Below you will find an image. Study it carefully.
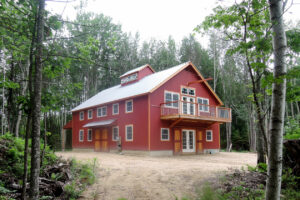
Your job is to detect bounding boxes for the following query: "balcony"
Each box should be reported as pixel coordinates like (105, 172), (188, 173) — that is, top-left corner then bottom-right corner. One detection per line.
(160, 100), (231, 124)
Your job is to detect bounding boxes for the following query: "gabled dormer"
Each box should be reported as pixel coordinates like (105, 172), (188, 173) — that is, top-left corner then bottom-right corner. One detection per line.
(120, 64), (155, 86)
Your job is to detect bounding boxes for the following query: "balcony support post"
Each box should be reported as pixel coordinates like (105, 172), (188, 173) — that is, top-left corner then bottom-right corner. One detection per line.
(170, 118), (183, 128)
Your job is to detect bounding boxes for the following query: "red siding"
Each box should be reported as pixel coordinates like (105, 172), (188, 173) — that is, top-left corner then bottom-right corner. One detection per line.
(138, 66), (154, 80)
(72, 95), (149, 150)
(71, 64), (221, 153)
(149, 65), (220, 151)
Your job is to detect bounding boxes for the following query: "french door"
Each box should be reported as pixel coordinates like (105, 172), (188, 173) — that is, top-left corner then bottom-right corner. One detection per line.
(182, 130), (195, 153)
(182, 96), (195, 115)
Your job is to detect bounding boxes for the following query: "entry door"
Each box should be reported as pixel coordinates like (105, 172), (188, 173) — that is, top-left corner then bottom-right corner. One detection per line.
(182, 130), (195, 153)
(182, 96), (195, 115)
(94, 129), (101, 151)
(101, 128), (108, 151)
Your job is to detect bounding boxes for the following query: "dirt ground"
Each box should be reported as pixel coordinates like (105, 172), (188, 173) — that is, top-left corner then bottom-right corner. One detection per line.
(56, 152), (257, 200)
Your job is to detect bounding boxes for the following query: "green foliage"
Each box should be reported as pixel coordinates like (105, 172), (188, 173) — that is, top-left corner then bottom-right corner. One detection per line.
(247, 163), (267, 173)
(284, 115), (300, 140)
(196, 184), (223, 200)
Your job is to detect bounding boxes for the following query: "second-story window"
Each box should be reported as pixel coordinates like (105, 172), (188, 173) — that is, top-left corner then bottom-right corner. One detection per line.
(198, 98), (209, 112)
(165, 91), (179, 108)
(79, 111), (84, 120)
(113, 103), (119, 115)
(97, 106), (107, 117)
(88, 109), (93, 119)
(125, 100), (133, 113)
(181, 87), (195, 96)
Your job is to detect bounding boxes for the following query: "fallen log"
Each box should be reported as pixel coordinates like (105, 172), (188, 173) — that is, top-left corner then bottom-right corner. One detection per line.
(283, 139), (300, 176)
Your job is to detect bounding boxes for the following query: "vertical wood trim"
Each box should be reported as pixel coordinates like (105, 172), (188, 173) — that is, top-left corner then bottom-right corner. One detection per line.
(148, 94), (151, 151)
(219, 123), (221, 149)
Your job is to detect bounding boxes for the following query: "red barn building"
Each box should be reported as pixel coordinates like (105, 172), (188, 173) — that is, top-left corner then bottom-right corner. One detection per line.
(63, 62), (231, 155)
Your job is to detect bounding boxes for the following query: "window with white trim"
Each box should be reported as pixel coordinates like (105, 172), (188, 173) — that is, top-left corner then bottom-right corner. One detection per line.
(97, 106), (107, 117)
(161, 128), (170, 141)
(112, 126), (119, 141)
(113, 103), (119, 115)
(197, 97), (209, 112)
(164, 91), (179, 108)
(88, 109), (93, 119)
(87, 129), (92, 141)
(181, 87), (195, 96)
(79, 130), (84, 142)
(206, 130), (213, 141)
(125, 100), (133, 113)
(79, 111), (84, 120)
(125, 125), (133, 141)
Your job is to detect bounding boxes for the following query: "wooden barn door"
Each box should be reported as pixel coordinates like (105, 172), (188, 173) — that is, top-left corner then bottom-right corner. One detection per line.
(174, 129), (181, 155)
(94, 129), (101, 151)
(197, 131), (203, 153)
(101, 128), (108, 151)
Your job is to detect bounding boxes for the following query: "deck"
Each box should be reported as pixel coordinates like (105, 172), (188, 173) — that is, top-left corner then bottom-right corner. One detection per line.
(160, 100), (231, 126)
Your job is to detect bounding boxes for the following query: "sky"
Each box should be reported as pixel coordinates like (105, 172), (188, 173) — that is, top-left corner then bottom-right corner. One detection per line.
(46, 0), (300, 46)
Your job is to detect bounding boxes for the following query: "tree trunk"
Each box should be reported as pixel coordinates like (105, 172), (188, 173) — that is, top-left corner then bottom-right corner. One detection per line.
(257, 125), (266, 163)
(249, 106), (256, 152)
(266, 0), (287, 199)
(226, 122), (232, 152)
(29, 0), (45, 198)
(21, 8), (36, 199)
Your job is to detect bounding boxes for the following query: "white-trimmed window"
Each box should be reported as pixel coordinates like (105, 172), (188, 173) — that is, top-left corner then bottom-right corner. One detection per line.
(79, 111), (84, 120)
(181, 87), (195, 96)
(125, 125), (133, 141)
(125, 100), (133, 113)
(113, 103), (119, 115)
(164, 91), (179, 108)
(87, 129), (92, 141)
(198, 97), (209, 112)
(88, 109), (93, 119)
(97, 106), (107, 117)
(206, 130), (213, 141)
(79, 130), (84, 142)
(161, 128), (170, 141)
(112, 126), (119, 141)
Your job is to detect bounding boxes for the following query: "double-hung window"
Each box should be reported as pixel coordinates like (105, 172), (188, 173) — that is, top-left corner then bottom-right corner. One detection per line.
(112, 126), (119, 141)
(197, 97), (209, 112)
(79, 111), (84, 120)
(164, 91), (179, 108)
(88, 109), (93, 119)
(125, 100), (133, 113)
(87, 129), (92, 141)
(206, 130), (213, 141)
(161, 128), (170, 141)
(125, 125), (133, 141)
(79, 130), (84, 142)
(113, 103), (119, 115)
(97, 106), (107, 117)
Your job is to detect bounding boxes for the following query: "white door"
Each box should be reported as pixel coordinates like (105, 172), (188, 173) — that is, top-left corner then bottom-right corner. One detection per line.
(182, 130), (195, 152)
(182, 96), (195, 115)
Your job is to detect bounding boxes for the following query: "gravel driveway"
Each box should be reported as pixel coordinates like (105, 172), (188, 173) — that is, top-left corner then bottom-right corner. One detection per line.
(56, 152), (256, 200)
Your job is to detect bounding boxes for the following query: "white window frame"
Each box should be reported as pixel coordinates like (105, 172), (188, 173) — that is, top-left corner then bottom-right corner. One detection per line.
(164, 91), (180, 108)
(161, 128), (170, 141)
(181, 86), (195, 96)
(97, 106), (107, 117)
(79, 111), (84, 121)
(197, 97), (209, 113)
(88, 109), (93, 119)
(125, 99), (133, 113)
(206, 130), (213, 142)
(87, 129), (92, 141)
(112, 126), (119, 141)
(79, 130), (84, 142)
(112, 103), (119, 115)
(125, 124), (133, 141)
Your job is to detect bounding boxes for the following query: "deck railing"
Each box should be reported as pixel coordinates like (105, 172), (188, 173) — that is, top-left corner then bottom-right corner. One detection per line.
(160, 100), (231, 122)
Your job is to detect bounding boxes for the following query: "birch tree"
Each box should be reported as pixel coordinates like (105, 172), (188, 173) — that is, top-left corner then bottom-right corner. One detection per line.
(265, 0), (287, 199)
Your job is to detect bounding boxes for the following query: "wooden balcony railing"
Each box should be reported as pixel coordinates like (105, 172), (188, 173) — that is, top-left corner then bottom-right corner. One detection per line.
(160, 100), (231, 123)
